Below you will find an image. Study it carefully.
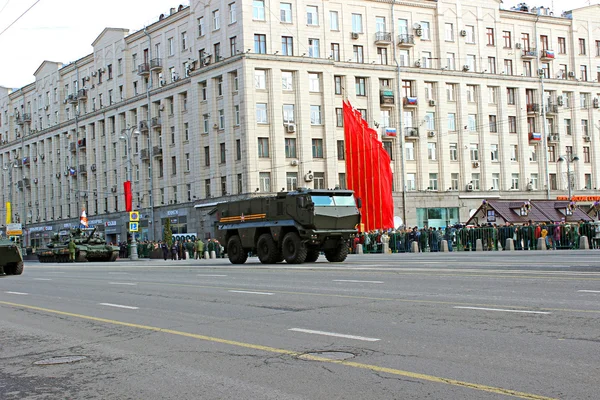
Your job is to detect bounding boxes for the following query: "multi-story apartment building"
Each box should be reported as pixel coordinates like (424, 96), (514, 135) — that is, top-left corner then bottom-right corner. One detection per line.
(1, 0), (599, 246)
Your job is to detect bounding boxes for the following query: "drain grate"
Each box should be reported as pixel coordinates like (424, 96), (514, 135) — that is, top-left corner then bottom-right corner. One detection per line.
(34, 356), (87, 366)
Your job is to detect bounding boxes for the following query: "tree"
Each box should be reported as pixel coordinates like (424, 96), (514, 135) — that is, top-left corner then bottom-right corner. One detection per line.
(163, 218), (173, 247)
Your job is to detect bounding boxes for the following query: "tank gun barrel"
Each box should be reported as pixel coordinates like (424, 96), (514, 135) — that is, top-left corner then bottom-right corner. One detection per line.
(85, 227), (98, 243)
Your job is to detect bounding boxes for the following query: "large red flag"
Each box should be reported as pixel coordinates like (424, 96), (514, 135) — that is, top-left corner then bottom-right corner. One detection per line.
(124, 181), (132, 212)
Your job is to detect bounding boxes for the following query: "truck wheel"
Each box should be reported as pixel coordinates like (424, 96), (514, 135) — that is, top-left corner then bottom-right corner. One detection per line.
(282, 232), (307, 264)
(325, 241), (349, 262)
(304, 247), (320, 263)
(13, 261), (24, 275)
(257, 234), (279, 264)
(227, 235), (248, 264)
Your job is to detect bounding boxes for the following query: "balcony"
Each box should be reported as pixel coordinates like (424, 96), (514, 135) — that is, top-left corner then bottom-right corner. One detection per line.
(547, 133), (560, 143)
(78, 89), (88, 101)
(79, 164), (87, 175)
(151, 117), (162, 128)
(69, 142), (77, 152)
(66, 94), (78, 104)
(404, 127), (419, 139)
(140, 148), (150, 160)
(16, 113), (31, 125)
(17, 181), (23, 190)
(150, 58), (163, 72)
(397, 34), (415, 46)
(545, 103), (558, 114)
(374, 32), (392, 45)
(403, 97), (418, 108)
(152, 146), (163, 157)
(78, 138), (86, 149)
(540, 49), (555, 60)
(137, 63), (150, 76)
(380, 89), (395, 107)
(526, 103), (539, 114)
(521, 48), (537, 59)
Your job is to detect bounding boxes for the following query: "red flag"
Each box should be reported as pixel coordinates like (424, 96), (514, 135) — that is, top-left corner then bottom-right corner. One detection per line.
(124, 181), (132, 212)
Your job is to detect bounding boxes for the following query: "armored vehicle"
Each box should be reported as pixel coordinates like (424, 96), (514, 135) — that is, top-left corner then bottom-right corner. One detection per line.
(216, 188), (360, 264)
(0, 237), (24, 276)
(37, 227), (120, 263)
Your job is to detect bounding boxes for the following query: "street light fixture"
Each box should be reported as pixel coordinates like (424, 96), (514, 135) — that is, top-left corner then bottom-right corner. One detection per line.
(557, 154), (579, 200)
(120, 126), (141, 260)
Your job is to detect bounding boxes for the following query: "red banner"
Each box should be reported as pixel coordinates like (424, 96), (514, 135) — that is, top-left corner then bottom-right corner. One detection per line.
(343, 101), (394, 232)
(124, 181), (132, 212)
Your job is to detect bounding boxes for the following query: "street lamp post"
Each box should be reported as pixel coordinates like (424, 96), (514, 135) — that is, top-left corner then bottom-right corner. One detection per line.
(120, 126), (141, 260)
(557, 154), (579, 200)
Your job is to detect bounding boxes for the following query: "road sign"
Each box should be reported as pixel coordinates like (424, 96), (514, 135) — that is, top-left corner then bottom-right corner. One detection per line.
(7, 223), (22, 235)
(129, 211), (140, 221)
(129, 222), (139, 232)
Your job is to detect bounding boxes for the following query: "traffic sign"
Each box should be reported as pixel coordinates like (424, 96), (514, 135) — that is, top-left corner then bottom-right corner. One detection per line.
(7, 223), (22, 235)
(129, 211), (140, 221)
(129, 222), (139, 232)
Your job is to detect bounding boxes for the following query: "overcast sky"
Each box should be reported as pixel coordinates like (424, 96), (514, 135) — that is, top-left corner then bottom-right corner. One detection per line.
(0, 0), (597, 89)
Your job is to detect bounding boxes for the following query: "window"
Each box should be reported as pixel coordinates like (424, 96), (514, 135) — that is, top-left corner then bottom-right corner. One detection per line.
(353, 45), (364, 63)
(203, 114), (209, 133)
(258, 138), (269, 157)
(228, 2), (237, 23)
(471, 174), (480, 191)
(282, 71), (293, 90)
(308, 38), (320, 57)
(216, 76), (223, 96)
(259, 172), (271, 192)
(167, 38), (174, 56)
(375, 17), (386, 33)
(253, 0), (265, 20)
(256, 103), (268, 123)
(488, 57), (496, 74)
(405, 142), (415, 160)
(313, 172), (325, 189)
(234, 105), (240, 125)
(581, 119), (589, 136)
(285, 138), (297, 158)
(540, 35), (549, 51)
(204, 146), (210, 166)
(351, 14), (363, 33)
(213, 9), (220, 30)
(565, 119), (572, 135)
(286, 173), (298, 191)
(308, 73), (320, 92)
(486, 28), (495, 46)
(428, 173), (438, 190)
(511, 174), (519, 190)
(446, 53), (455, 70)
(283, 104), (295, 123)
(335, 108), (343, 127)
(470, 144), (479, 161)
(558, 64), (567, 79)
(466, 54), (476, 71)
(218, 109), (225, 129)
(507, 88), (516, 105)
(380, 109), (391, 127)
(331, 43), (340, 61)
(236, 139), (241, 160)
(254, 34), (266, 53)
(185, 154), (191, 173)
(558, 37), (566, 54)
(583, 146), (590, 163)
(503, 31), (512, 48)
(355, 77), (366, 96)
(220, 143), (226, 164)
(510, 144), (518, 162)
(329, 11), (339, 30)
(446, 83), (455, 101)
(200, 81), (207, 100)
(423, 82), (434, 100)
(465, 25), (475, 43)
(406, 173), (416, 191)
(427, 143), (437, 160)
(337, 140), (345, 160)
(504, 59), (513, 75)
(422, 51), (432, 68)
(451, 173), (459, 190)
(420, 21), (430, 40)
(466, 85), (476, 102)
(310, 105), (322, 125)
(579, 38), (586, 55)
(280, 3), (292, 23)
(488, 87), (498, 103)
(521, 33), (530, 51)
(445, 23), (454, 41)
(230, 36), (237, 55)
(255, 69), (266, 89)
(338, 173), (347, 190)
(580, 65), (588, 81)
(398, 50), (409, 66)
(529, 145), (537, 162)
(489, 115), (497, 133)
(282, 36), (293, 55)
(171, 157), (177, 175)
(523, 61), (532, 77)
(312, 139), (324, 158)
(549, 173), (557, 190)
(307, 6), (318, 25)
(508, 116), (517, 133)
(377, 47), (388, 65)
(198, 17), (205, 36)
(449, 143), (458, 161)
(181, 31), (188, 50)
(491, 144), (499, 161)
(585, 174), (592, 190)
(425, 112), (435, 130)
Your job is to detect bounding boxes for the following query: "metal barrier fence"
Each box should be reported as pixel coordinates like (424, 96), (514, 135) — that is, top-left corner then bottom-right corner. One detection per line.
(353, 223), (598, 253)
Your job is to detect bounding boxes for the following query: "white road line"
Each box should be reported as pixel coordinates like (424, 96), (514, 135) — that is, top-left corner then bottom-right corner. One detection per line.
(289, 328), (380, 342)
(33, 278), (52, 281)
(99, 303), (139, 310)
(197, 274), (228, 277)
(453, 306), (551, 315)
(108, 272), (130, 275)
(48, 272), (65, 274)
(578, 290), (600, 293)
(4, 291), (28, 295)
(333, 279), (384, 284)
(228, 290), (273, 296)
(109, 282), (138, 286)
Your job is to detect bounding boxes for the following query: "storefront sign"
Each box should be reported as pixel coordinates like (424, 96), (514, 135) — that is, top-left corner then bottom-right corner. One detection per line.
(104, 220), (119, 234)
(7, 223), (22, 235)
(167, 210), (180, 216)
(88, 219), (103, 227)
(172, 233), (197, 242)
(105, 221), (117, 227)
(557, 195), (600, 202)
(29, 226), (53, 233)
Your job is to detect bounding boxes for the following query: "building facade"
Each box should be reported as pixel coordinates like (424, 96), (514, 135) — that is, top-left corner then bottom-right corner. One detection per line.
(1, 0), (600, 246)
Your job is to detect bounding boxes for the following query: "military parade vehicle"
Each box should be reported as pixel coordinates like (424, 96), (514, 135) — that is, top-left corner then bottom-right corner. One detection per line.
(0, 236), (24, 276)
(216, 188), (360, 264)
(37, 227), (120, 263)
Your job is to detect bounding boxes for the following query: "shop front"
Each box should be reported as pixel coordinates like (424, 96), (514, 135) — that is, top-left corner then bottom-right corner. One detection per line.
(29, 226), (54, 250)
(104, 220), (120, 244)
(160, 209), (188, 240)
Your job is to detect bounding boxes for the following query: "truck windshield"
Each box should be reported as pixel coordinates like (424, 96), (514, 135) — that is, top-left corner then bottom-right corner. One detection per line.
(311, 195), (356, 207)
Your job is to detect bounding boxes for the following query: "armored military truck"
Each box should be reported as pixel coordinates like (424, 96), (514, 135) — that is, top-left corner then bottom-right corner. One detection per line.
(0, 237), (24, 276)
(216, 188), (360, 264)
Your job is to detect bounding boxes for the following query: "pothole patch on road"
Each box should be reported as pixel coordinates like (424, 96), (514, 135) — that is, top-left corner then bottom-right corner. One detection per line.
(299, 351), (357, 361)
(34, 356), (87, 366)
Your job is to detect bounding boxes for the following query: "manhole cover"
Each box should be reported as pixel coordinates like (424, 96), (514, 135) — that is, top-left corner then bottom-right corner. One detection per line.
(34, 356), (87, 366)
(302, 351), (356, 360)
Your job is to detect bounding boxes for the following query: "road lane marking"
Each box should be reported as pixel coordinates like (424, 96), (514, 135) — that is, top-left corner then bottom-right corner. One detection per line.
(0, 301), (557, 400)
(454, 306), (551, 315)
(197, 274), (228, 277)
(108, 272), (130, 275)
(228, 290), (273, 296)
(578, 290), (600, 293)
(33, 278), (52, 281)
(289, 328), (380, 342)
(48, 272), (65, 274)
(333, 279), (383, 284)
(4, 291), (28, 295)
(99, 303), (139, 310)
(109, 282), (138, 286)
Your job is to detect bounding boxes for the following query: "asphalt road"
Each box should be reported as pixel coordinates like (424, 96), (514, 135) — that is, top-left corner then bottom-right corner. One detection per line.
(1, 251), (599, 399)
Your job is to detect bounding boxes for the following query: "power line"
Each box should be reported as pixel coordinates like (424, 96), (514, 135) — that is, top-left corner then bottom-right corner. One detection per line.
(0, 0), (41, 39)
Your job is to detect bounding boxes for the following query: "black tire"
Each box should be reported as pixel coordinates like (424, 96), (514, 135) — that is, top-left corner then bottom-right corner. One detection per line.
(13, 261), (24, 275)
(325, 241), (349, 262)
(256, 233), (279, 264)
(282, 232), (307, 264)
(227, 235), (248, 264)
(304, 247), (320, 263)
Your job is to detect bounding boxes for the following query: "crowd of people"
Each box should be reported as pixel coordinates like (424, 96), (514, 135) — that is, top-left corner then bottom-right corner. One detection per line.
(117, 238), (224, 260)
(351, 220), (599, 253)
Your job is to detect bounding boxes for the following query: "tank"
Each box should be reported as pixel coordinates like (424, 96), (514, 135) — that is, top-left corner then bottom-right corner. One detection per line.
(0, 237), (24, 276)
(37, 227), (120, 263)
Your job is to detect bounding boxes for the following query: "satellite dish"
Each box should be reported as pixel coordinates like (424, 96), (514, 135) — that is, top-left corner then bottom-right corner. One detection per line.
(394, 216), (403, 229)
(412, 23), (421, 30)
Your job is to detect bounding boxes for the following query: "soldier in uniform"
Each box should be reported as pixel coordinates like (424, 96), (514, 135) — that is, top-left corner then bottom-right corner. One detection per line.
(68, 238), (76, 262)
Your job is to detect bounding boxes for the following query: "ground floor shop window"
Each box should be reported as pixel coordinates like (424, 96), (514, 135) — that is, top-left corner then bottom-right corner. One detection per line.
(416, 207), (459, 229)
